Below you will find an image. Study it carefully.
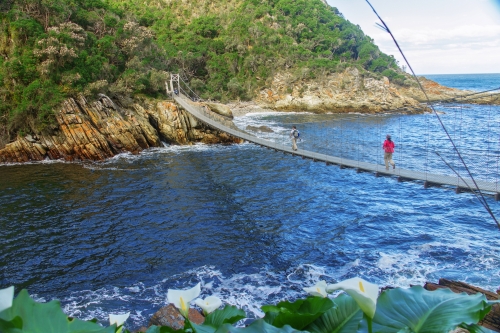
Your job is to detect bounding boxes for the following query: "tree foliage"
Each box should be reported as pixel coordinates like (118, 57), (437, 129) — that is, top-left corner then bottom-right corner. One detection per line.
(0, 0), (404, 146)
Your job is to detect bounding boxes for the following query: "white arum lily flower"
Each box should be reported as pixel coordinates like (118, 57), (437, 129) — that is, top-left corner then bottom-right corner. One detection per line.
(303, 280), (328, 298)
(167, 283), (201, 318)
(109, 312), (130, 333)
(194, 296), (223, 315)
(0, 286), (14, 313)
(327, 277), (379, 318)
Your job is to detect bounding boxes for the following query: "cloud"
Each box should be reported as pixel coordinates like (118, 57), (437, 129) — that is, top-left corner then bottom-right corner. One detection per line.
(372, 24), (500, 51)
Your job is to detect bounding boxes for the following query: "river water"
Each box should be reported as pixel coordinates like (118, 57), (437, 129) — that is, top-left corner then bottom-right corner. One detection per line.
(1, 74), (500, 330)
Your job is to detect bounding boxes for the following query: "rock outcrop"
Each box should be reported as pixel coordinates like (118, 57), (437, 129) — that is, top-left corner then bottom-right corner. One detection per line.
(254, 68), (424, 113)
(399, 76), (500, 105)
(205, 102), (234, 119)
(254, 68), (499, 113)
(0, 95), (242, 163)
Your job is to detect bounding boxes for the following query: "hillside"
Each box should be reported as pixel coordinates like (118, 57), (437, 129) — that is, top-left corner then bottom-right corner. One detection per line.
(0, 0), (406, 149)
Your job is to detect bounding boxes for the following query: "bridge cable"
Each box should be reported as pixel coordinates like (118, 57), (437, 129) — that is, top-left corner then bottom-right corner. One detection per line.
(365, 0), (500, 228)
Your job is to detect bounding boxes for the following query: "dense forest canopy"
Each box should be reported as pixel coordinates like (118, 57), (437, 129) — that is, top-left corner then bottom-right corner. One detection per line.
(0, 0), (405, 146)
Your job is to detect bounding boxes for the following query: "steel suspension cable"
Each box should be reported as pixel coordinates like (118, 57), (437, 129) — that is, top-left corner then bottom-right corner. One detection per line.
(365, 0), (500, 229)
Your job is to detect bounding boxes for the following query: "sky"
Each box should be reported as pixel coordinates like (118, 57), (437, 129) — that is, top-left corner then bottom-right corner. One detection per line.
(326, 0), (500, 74)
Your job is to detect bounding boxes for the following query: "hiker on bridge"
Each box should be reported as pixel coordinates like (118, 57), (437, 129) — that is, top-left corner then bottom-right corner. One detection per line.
(290, 126), (300, 151)
(383, 134), (396, 171)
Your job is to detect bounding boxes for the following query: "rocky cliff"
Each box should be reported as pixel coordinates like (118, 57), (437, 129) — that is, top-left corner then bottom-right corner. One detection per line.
(254, 68), (499, 113)
(0, 95), (242, 163)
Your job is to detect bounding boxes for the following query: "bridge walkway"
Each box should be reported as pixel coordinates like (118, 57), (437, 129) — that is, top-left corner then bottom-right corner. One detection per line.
(173, 94), (500, 197)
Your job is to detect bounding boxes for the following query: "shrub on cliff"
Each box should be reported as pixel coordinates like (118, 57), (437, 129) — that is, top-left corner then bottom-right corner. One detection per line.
(0, 0), (404, 146)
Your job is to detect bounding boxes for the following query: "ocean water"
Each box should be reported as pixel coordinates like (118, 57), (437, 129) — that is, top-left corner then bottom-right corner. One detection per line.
(1, 74), (500, 330)
(423, 73), (500, 92)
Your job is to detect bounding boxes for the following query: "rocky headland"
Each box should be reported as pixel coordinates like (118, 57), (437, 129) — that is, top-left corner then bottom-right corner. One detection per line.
(253, 68), (499, 114)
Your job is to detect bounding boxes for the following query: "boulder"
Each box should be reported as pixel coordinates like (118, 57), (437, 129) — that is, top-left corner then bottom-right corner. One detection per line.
(205, 102), (234, 118)
(149, 304), (204, 330)
(246, 125), (274, 133)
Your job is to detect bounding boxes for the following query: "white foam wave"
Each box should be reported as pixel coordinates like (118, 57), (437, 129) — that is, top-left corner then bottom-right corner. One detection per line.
(58, 246), (500, 331)
(0, 158), (68, 167)
(240, 111), (316, 117)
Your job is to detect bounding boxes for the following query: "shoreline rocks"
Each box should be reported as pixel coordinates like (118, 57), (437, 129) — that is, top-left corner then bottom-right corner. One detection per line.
(0, 94), (243, 163)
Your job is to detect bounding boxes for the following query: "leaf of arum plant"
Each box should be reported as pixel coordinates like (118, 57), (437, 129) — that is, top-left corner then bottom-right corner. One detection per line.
(0, 289), (116, 333)
(204, 304), (246, 326)
(262, 296), (335, 330)
(364, 286), (491, 333)
(303, 281), (328, 298)
(191, 305), (246, 333)
(167, 283), (201, 318)
(460, 323), (498, 333)
(305, 293), (363, 333)
(215, 319), (307, 333)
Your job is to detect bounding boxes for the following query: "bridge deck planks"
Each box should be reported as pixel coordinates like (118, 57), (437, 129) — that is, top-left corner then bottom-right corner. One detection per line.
(174, 94), (500, 195)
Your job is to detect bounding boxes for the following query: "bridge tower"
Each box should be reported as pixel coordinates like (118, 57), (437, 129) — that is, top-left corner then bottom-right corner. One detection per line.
(165, 73), (180, 95)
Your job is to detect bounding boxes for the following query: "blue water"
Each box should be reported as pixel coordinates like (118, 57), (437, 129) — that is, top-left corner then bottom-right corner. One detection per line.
(1, 74), (500, 330)
(423, 73), (500, 92)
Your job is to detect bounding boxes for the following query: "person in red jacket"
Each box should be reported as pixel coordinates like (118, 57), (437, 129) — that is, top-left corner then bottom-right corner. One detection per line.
(383, 134), (395, 170)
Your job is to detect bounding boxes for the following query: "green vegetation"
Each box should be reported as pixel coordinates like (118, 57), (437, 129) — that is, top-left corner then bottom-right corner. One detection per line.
(0, 282), (495, 333)
(0, 0), (404, 147)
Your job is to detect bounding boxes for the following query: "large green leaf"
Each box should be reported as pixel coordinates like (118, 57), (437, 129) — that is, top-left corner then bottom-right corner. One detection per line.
(261, 296), (335, 330)
(364, 286), (491, 333)
(306, 294), (363, 333)
(205, 305), (246, 326)
(145, 325), (180, 333)
(0, 289), (116, 333)
(191, 322), (217, 333)
(460, 323), (497, 333)
(192, 305), (246, 333)
(214, 319), (306, 333)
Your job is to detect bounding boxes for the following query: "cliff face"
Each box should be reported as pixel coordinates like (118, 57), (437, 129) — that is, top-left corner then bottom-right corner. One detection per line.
(0, 95), (242, 163)
(255, 68), (422, 113)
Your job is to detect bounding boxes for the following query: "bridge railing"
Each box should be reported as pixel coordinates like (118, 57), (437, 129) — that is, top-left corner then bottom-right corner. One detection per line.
(168, 74), (500, 195)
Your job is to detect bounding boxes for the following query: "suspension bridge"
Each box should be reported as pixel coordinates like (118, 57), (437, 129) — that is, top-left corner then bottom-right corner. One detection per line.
(166, 74), (500, 200)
